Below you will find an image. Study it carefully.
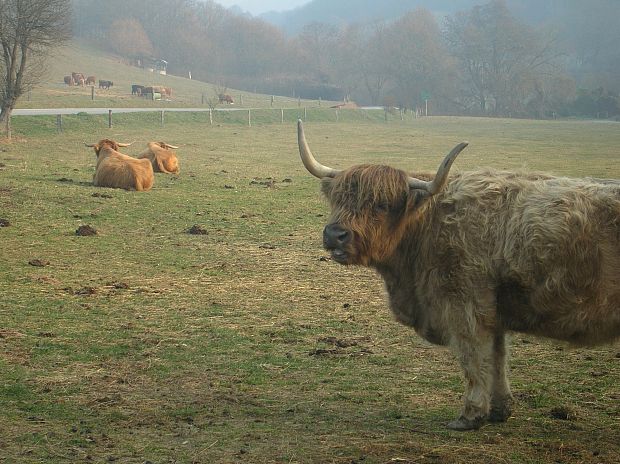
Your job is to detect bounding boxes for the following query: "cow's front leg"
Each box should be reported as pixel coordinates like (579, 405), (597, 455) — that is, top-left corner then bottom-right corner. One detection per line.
(447, 327), (495, 431)
(489, 329), (513, 422)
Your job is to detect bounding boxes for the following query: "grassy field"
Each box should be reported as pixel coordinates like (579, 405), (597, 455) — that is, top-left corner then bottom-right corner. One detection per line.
(1, 112), (619, 464)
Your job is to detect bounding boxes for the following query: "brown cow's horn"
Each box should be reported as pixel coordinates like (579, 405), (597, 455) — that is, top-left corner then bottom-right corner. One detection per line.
(163, 143), (179, 149)
(408, 142), (468, 194)
(117, 142), (132, 147)
(298, 119), (341, 179)
(84, 143), (96, 147)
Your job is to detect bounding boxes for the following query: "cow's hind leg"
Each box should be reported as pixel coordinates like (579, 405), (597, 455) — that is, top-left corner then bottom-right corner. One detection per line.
(489, 329), (513, 422)
(447, 327), (495, 431)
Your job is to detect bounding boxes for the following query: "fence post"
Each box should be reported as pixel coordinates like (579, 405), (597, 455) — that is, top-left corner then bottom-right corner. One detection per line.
(400, 108), (403, 121)
(335, 109), (339, 122)
(108, 109), (112, 128)
(209, 108), (213, 125)
(160, 110), (165, 127)
(201, 93), (204, 105)
(91, 86), (95, 101)
(319, 97), (321, 107)
(304, 107), (307, 120)
(271, 95), (274, 107)
(240, 94), (243, 106)
(281, 108), (284, 124)
(248, 108), (251, 127)
(56, 114), (62, 133)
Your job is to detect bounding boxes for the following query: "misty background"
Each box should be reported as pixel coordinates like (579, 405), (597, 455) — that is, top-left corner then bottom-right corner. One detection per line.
(71, 0), (620, 118)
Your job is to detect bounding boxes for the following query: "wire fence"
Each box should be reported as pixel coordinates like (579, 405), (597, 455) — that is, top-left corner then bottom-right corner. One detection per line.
(11, 106), (426, 135)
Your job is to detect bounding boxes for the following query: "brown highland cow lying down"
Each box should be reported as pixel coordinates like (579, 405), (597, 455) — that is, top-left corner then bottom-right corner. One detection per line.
(296, 120), (620, 431)
(86, 139), (154, 191)
(137, 142), (180, 174)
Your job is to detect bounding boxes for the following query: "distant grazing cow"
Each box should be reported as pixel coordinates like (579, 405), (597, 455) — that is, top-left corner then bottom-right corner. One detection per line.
(137, 142), (180, 174)
(219, 93), (234, 104)
(99, 80), (113, 89)
(64, 75), (74, 86)
(296, 120), (620, 430)
(161, 87), (172, 98)
(86, 140), (154, 191)
(131, 84), (145, 95)
(71, 72), (85, 83)
(86, 76), (96, 86)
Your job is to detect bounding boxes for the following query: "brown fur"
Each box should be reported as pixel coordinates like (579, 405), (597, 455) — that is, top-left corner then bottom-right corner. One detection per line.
(90, 139), (154, 191)
(137, 142), (180, 174)
(318, 164), (620, 429)
(85, 75), (96, 86)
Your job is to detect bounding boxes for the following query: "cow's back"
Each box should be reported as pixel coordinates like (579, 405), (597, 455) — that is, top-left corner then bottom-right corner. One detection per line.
(435, 171), (620, 345)
(94, 153), (154, 191)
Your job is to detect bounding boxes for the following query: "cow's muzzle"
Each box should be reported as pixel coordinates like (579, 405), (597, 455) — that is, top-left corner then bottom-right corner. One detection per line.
(323, 224), (350, 263)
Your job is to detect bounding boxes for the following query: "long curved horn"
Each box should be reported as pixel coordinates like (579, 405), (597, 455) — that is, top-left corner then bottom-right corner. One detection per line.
(84, 143), (96, 147)
(162, 143), (179, 149)
(408, 142), (468, 194)
(117, 142), (132, 147)
(297, 119), (341, 179)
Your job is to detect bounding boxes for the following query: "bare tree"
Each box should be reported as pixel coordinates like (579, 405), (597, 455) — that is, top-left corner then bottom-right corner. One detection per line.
(383, 9), (454, 113)
(445, 0), (564, 116)
(0, 0), (71, 139)
(107, 18), (154, 62)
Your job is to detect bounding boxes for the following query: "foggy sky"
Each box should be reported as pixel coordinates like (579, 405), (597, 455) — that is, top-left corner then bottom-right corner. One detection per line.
(215, 0), (309, 15)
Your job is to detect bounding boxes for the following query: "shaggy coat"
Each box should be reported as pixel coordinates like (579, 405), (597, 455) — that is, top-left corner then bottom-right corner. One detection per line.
(137, 142), (180, 174)
(89, 140), (154, 191)
(298, 121), (620, 430)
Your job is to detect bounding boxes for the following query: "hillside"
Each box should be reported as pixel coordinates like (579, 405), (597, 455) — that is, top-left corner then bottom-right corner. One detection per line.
(19, 41), (325, 109)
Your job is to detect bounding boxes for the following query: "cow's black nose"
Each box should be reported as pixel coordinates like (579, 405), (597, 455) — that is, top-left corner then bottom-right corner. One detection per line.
(323, 224), (350, 248)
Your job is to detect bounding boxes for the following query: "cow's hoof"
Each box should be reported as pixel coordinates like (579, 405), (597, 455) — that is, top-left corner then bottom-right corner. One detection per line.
(446, 416), (485, 431)
(489, 400), (513, 423)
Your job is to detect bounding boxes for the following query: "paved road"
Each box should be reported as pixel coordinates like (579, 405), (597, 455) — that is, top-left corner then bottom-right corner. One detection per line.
(13, 106), (380, 116)
(12, 107), (240, 116)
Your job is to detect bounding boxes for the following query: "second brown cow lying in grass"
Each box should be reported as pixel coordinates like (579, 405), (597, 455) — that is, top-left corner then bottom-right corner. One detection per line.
(86, 139), (154, 191)
(137, 142), (180, 174)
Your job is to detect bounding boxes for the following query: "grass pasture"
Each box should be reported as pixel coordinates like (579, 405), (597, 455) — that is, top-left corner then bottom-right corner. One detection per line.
(0, 115), (619, 464)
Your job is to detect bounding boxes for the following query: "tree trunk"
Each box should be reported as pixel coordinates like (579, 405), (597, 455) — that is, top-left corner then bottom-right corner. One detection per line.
(0, 105), (13, 140)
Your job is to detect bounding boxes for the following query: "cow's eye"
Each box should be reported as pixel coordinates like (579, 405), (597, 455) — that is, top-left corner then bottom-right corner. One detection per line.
(375, 202), (390, 213)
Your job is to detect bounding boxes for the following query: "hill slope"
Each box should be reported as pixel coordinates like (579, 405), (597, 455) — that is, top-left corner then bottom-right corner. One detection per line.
(20, 41), (318, 109)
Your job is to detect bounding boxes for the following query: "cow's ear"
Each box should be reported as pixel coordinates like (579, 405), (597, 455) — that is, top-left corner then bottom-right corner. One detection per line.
(407, 188), (431, 211)
(320, 177), (334, 197)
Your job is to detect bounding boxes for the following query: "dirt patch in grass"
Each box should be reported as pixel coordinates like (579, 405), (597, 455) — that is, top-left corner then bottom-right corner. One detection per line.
(76, 224), (98, 236)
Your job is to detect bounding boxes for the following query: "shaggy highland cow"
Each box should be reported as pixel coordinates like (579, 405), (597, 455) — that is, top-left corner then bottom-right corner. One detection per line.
(296, 120), (620, 430)
(86, 139), (154, 191)
(137, 142), (180, 174)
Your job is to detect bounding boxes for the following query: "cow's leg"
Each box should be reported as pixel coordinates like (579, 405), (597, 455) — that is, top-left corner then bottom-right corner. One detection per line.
(447, 324), (495, 431)
(489, 329), (513, 422)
